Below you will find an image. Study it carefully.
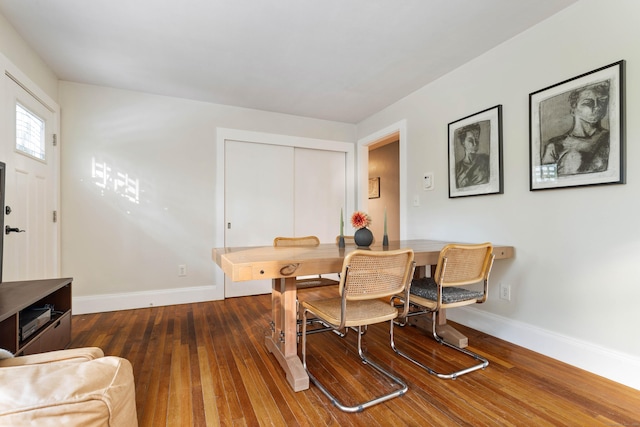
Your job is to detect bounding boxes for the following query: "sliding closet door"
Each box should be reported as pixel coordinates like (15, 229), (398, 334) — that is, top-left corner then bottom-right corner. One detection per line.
(224, 140), (294, 297)
(294, 147), (345, 242)
(224, 141), (347, 298)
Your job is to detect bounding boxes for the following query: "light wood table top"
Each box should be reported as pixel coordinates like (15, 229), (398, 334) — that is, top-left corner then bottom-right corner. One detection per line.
(213, 239), (514, 281)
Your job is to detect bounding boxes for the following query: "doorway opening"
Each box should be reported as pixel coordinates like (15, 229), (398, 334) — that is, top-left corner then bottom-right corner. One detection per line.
(357, 119), (407, 241)
(367, 133), (400, 242)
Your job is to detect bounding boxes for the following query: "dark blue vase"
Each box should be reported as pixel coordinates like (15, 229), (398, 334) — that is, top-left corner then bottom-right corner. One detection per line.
(354, 227), (374, 247)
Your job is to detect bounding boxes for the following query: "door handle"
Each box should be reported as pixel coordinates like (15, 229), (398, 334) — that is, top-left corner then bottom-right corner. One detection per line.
(5, 226), (26, 235)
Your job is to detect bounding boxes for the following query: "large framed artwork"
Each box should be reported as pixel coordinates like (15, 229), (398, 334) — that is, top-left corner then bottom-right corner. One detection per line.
(529, 60), (625, 191)
(448, 105), (503, 198)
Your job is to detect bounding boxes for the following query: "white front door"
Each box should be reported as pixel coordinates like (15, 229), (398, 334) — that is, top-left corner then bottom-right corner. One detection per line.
(2, 75), (58, 281)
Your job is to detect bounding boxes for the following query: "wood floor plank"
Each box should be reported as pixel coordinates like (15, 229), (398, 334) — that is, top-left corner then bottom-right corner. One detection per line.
(69, 290), (640, 426)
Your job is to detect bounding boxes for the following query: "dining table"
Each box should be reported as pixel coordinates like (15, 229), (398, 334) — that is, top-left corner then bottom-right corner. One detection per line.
(212, 239), (514, 392)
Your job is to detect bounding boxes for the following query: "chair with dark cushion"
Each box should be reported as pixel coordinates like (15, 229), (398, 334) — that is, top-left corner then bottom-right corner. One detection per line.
(390, 242), (495, 379)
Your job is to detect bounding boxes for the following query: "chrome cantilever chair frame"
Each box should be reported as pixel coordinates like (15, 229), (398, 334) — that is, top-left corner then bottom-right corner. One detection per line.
(390, 242), (495, 380)
(301, 249), (415, 412)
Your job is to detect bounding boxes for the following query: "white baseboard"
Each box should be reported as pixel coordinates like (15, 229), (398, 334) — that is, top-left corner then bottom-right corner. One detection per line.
(72, 285), (222, 315)
(449, 307), (640, 391)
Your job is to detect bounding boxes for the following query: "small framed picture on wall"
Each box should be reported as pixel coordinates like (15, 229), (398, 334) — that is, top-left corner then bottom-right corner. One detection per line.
(448, 105), (503, 198)
(368, 177), (380, 199)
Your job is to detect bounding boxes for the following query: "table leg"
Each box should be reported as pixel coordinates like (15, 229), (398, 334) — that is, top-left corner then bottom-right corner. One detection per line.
(410, 266), (469, 348)
(408, 311), (469, 348)
(264, 277), (309, 391)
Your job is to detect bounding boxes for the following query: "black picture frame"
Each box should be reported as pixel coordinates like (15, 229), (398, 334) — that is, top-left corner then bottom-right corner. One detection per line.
(529, 60), (625, 191)
(448, 105), (503, 198)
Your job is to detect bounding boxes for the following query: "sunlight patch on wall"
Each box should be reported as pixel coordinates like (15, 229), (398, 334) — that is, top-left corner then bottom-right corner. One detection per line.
(91, 157), (139, 204)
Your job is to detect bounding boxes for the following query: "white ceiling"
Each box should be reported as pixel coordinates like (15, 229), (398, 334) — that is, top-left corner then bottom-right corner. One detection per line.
(0, 0), (577, 123)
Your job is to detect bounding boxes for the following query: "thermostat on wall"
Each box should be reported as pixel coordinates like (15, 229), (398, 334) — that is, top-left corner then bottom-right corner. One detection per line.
(423, 172), (434, 191)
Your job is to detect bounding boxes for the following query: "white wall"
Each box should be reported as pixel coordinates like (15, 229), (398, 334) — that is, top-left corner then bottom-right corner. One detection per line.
(0, 13), (57, 102)
(357, 0), (640, 389)
(59, 82), (356, 311)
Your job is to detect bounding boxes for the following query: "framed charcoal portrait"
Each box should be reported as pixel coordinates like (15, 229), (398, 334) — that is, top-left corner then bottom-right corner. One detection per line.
(529, 60), (625, 191)
(448, 105), (503, 198)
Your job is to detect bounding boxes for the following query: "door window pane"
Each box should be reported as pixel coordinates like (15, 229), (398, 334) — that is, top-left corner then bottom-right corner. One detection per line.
(16, 102), (46, 160)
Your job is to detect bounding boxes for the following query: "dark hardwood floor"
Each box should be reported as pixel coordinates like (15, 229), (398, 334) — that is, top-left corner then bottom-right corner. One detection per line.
(70, 288), (640, 426)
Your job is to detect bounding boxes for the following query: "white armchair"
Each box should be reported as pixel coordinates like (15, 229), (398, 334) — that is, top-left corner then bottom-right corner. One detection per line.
(0, 347), (137, 426)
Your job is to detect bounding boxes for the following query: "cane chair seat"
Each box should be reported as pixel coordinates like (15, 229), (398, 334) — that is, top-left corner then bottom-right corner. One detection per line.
(302, 248), (415, 412)
(303, 297), (399, 327)
(391, 242), (495, 380)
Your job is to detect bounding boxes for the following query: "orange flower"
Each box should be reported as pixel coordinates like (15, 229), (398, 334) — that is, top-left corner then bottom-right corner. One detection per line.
(351, 211), (371, 229)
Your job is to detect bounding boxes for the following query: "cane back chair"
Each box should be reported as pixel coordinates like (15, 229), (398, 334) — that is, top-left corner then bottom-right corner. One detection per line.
(335, 235), (355, 245)
(302, 248), (415, 412)
(273, 236), (340, 337)
(273, 236), (339, 289)
(391, 242), (495, 379)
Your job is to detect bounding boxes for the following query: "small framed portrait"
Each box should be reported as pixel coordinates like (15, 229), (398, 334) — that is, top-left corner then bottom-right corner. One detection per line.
(529, 60), (625, 191)
(368, 177), (380, 199)
(448, 105), (503, 198)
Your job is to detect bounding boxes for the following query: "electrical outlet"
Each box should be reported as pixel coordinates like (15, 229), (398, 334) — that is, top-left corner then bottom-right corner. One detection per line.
(178, 264), (187, 277)
(499, 283), (511, 301)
